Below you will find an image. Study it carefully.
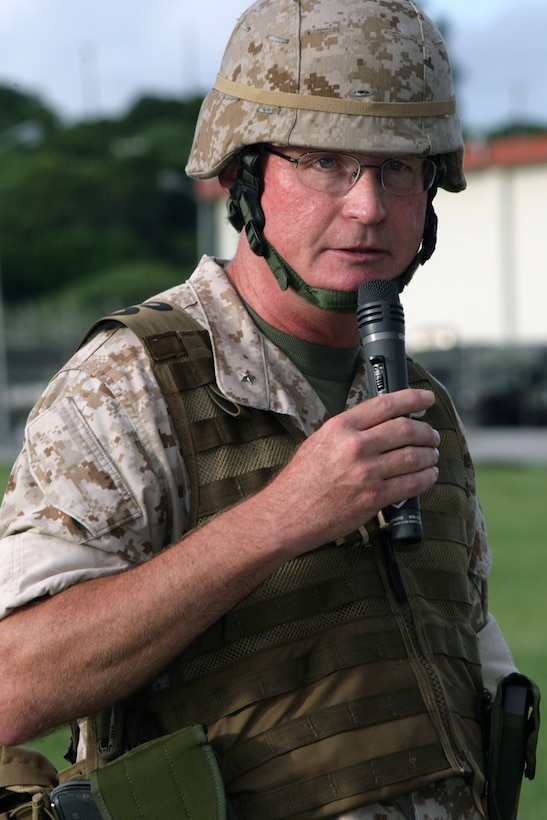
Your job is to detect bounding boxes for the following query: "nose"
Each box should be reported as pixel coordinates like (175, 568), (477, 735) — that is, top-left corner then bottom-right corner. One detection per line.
(341, 167), (387, 223)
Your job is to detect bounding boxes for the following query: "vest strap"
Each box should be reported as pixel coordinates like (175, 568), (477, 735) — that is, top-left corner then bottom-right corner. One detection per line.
(221, 683), (481, 785)
(236, 742), (451, 820)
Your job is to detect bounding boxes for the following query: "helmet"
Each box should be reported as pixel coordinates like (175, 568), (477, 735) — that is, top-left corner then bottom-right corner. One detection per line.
(186, 0), (465, 193)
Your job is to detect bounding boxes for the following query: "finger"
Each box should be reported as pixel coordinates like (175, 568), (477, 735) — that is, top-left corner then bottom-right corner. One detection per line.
(381, 465), (440, 514)
(347, 389), (435, 432)
(380, 440), (440, 480)
(376, 415), (440, 454)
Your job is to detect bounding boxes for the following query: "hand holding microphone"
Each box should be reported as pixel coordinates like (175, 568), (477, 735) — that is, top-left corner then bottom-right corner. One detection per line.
(357, 279), (424, 546)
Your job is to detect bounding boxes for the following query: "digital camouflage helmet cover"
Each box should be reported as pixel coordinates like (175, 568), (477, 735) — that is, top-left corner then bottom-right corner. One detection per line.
(186, 0), (466, 305)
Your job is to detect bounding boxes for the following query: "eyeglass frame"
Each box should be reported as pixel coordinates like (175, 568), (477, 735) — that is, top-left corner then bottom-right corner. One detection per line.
(263, 146), (438, 197)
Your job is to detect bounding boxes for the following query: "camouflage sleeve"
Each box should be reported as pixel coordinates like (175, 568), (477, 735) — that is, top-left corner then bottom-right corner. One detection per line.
(459, 419), (518, 693)
(0, 326), (191, 620)
(463, 441), (492, 634)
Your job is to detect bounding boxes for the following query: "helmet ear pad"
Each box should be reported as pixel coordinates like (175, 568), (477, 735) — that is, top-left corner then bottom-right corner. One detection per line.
(395, 184), (439, 293)
(227, 148), (267, 256)
(418, 154), (448, 266)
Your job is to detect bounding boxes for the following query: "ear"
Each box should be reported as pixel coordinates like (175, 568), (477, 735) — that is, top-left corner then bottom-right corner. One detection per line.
(218, 160), (240, 193)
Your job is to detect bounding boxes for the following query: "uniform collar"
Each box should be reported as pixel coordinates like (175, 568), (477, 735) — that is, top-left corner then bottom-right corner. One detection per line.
(169, 257), (369, 434)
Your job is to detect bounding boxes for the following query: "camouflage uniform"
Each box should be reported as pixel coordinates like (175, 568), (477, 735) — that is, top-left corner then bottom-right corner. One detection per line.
(0, 258), (516, 818)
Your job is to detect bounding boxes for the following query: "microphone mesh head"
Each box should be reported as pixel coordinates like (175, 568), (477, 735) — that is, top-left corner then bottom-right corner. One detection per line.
(358, 279), (400, 304)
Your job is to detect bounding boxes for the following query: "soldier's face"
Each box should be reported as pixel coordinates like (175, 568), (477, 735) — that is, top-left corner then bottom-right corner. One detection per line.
(260, 146), (428, 292)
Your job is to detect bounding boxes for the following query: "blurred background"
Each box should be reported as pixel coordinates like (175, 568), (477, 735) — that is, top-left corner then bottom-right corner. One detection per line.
(1, 0), (547, 455)
(1, 3), (546, 816)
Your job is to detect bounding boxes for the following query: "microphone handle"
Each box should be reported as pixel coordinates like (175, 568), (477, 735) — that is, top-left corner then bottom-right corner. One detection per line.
(360, 328), (423, 547)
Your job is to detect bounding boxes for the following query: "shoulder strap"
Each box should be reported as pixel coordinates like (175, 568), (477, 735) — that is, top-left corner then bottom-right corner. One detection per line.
(83, 300), (214, 531)
(82, 299), (208, 345)
(81, 300), (305, 770)
(84, 301), (303, 536)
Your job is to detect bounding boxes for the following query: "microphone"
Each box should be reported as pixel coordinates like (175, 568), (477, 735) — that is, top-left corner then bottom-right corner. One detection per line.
(357, 279), (423, 546)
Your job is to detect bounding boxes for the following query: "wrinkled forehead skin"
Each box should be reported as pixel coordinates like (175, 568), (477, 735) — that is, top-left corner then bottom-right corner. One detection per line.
(186, 0), (465, 192)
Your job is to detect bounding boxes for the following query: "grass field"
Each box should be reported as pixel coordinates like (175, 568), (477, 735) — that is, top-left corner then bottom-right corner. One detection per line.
(0, 462), (545, 815)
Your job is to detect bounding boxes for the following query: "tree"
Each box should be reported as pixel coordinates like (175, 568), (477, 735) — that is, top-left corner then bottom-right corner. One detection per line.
(0, 88), (201, 305)
(0, 86), (58, 135)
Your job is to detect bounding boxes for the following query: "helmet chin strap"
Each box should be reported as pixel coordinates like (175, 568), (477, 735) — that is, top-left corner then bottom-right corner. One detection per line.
(227, 147), (438, 311)
(261, 240), (359, 312)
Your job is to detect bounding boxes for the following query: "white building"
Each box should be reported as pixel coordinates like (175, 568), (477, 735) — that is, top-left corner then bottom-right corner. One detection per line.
(194, 133), (547, 349)
(404, 134), (547, 350)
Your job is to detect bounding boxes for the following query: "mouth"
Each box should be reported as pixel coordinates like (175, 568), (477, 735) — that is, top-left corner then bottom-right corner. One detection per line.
(334, 245), (386, 259)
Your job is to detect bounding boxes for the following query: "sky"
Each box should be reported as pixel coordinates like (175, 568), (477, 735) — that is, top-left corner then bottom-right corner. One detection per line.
(1, 0), (546, 133)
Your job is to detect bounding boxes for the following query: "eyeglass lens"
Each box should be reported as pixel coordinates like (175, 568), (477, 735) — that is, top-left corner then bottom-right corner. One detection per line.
(296, 153), (435, 196)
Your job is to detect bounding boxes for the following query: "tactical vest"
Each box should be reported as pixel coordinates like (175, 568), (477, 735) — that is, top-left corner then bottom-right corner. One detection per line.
(86, 301), (487, 820)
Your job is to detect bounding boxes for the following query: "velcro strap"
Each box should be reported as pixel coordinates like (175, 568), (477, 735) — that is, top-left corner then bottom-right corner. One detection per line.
(90, 725), (226, 820)
(190, 411), (289, 452)
(214, 74), (456, 118)
(198, 467), (283, 517)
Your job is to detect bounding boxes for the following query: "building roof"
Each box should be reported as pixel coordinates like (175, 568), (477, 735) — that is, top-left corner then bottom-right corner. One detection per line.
(465, 132), (547, 171)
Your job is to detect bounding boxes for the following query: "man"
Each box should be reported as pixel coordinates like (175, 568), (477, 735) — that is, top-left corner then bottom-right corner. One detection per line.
(0, 1), (530, 818)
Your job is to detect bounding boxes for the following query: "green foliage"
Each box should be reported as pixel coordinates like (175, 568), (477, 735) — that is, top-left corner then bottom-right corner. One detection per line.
(0, 86), (201, 305)
(475, 465), (547, 819)
(36, 259), (190, 317)
(0, 463), (11, 495)
(2, 260), (191, 389)
(27, 729), (71, 773)
(488, 121), (547, 139)
(0, 86), (58, 134)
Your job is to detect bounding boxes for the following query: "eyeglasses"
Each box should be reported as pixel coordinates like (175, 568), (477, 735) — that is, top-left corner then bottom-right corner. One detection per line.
(264, 147), (437, 197)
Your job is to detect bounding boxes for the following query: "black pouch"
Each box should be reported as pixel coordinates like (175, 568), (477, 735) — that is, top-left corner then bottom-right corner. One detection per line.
(50, 781), (102, 820)
(486, 672), (541, 820)
(90, 724), (227, 820)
